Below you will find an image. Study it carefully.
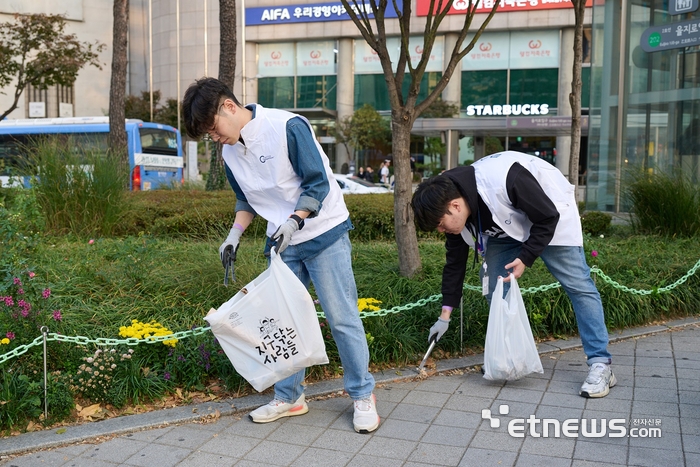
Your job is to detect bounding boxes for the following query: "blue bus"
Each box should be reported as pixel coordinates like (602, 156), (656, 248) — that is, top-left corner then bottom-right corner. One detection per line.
(0, 117), (184, 190)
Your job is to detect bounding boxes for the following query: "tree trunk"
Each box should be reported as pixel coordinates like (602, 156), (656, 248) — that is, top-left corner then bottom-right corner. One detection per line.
(109, 0), (129, 174)
(392, 113), (421, 277)
(568, 0), (586, 190)
(218, 0), (237, 89)
(207, 0), (237, 191)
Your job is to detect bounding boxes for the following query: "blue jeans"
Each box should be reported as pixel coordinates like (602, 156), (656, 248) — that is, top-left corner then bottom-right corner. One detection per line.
(273, 233), (375, 403)
(482, 237), (611, 365)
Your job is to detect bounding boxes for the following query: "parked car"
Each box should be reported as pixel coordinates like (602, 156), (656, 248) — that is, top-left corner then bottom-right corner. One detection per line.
(332, 174), (391, 194)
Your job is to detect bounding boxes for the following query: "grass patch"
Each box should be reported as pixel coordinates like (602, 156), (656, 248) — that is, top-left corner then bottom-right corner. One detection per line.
(3, 189), (700, 432)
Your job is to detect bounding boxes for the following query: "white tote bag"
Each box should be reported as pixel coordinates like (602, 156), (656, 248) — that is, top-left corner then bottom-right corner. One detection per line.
(483, 274), (543, 381)
(204, 252), (329, 392)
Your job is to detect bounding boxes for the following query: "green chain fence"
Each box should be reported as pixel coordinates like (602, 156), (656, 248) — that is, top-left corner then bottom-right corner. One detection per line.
(3, 257), (700, 366)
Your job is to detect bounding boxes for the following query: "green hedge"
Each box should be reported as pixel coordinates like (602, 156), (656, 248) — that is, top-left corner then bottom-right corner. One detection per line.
(118, 190), (439, 241)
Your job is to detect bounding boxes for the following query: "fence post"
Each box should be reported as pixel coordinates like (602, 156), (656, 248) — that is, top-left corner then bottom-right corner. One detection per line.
(41, 326), (49, 420)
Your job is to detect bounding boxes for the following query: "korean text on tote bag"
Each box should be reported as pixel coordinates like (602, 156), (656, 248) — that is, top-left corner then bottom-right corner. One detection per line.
(204, 252), (329, 392)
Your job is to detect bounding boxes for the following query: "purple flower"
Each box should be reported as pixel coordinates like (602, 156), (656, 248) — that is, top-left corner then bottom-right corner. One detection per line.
(42, 288), (51, 299)
(20, 308), (29, 318)
(12, 277), (21, 286)
(591, 250), (598, 257)
(52, 310), (62, 321)
(6, 332), (15, 340)
(163, 372), (171, 380)
(1, 296), (13, 306)
(17, 299), (30, 311)
(17, 288), (24, 295)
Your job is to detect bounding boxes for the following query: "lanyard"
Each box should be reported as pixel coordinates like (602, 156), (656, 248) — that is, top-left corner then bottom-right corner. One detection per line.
(477, 210), (489, 296)
(476, 210), (485, 259)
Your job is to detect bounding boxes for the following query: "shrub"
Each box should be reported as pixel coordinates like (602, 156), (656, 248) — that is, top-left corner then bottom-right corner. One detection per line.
(581, 211), (612, 236)
(118, 190), (440, 241)
(28, 137), (129, 237)
(0, 372), (42, 430)
(625, 169), (700, 237)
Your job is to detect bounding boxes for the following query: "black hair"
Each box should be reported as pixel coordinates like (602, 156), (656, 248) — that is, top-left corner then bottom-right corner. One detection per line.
(182, 77), (241, 139)
(410, 174), (463, 231)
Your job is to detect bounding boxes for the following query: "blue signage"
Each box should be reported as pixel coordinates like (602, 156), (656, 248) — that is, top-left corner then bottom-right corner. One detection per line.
(246, 2), (399, 26)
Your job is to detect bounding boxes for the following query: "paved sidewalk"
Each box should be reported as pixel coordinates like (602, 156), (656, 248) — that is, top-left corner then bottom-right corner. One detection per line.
(1, 318), (698, 467)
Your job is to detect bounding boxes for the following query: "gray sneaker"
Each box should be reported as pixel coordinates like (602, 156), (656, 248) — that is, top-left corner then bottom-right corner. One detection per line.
(579, 363), (617, 398)
(249, 394), (309, 423)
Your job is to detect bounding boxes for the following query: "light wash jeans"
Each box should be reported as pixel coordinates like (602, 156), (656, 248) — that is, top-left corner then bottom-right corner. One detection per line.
(482, 237), (612, 365)
(272, 233), (375, 403)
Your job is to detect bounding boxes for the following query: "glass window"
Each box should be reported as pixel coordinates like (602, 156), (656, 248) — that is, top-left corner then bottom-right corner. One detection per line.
(258, 77), (294, 108)
(354, 75), (391, 111)
(297, 75), (337, 109)
(582, 66), (591, 109)
(354, 72), (442, 111)
(509, 68), (559, 108)
(461, 70), (508, 108)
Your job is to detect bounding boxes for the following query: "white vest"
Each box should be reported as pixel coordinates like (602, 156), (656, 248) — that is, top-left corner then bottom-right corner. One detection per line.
(222, 105), (349, 244)
(461, 151), (583, 247)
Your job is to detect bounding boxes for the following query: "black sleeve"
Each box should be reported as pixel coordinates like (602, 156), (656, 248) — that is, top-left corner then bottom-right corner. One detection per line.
(441, 233), (470, 308)
(506, 163), (560, 267)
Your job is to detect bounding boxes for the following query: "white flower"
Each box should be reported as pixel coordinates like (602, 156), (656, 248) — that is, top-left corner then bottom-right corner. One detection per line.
(600, 234), (604, 238)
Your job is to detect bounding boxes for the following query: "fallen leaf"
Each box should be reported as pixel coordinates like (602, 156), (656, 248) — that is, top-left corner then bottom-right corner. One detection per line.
(55, 428), (67, 434)
(79, 403), (102, 418)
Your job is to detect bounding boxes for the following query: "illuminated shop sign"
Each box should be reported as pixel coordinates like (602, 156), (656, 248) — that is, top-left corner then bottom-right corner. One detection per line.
(247, 2), (399, 25)
(415, 0), (592, 15)
(466, 104), (550, 116)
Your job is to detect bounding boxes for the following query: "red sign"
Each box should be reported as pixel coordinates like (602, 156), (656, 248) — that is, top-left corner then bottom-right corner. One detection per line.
(416, 0), (593, 15)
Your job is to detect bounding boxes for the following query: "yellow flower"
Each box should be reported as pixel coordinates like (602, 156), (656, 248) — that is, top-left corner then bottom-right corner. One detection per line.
(1, 338), (9, 345)
(358, 297), (382, 312)
(118, 319), (176, 347)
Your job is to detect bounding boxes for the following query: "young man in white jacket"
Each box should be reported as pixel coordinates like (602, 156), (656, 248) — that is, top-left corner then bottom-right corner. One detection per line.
(411, 151), (615, 398)
(182, 78), (379, 433)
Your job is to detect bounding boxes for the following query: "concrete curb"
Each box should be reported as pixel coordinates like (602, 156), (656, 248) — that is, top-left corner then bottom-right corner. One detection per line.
(1, 315), (698, 457)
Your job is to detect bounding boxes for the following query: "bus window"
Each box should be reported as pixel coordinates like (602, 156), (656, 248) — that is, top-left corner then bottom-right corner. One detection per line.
(0, 118), (183, 190)
(140, 128), (178, 155)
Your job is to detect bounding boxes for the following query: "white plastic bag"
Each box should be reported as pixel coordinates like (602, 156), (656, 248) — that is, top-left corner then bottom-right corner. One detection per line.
(204, 253), (329, 392)
(483, 274), (543, 381)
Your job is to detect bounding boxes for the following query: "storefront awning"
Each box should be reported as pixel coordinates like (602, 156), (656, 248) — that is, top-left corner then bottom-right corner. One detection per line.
(411, 116), (589, 137)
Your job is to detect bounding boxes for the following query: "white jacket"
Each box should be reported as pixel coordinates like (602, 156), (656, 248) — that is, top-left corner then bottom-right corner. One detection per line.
(222, 106), (348, 244)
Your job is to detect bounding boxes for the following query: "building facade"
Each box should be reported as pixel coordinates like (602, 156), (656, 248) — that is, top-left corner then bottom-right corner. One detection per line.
(586, 0), (700, 212)
(0, 0), (114, 119)
(4, 1), (697, 211)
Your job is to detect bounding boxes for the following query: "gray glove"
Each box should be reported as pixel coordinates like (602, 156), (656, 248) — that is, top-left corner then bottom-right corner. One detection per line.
(271, 218), (300, 254)
(219, 226), (242, 268)
(429, 317), (450, 342)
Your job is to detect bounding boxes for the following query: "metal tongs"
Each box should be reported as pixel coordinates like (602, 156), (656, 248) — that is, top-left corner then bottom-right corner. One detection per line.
(223, 246), (236, 286)
(417, 335), (438, 372)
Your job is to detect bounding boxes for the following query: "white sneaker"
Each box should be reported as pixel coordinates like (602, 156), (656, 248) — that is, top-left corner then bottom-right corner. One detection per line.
(353, 394), (380, 433)
(579, 363), (617, 398)
(249, 394), (309, 423)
